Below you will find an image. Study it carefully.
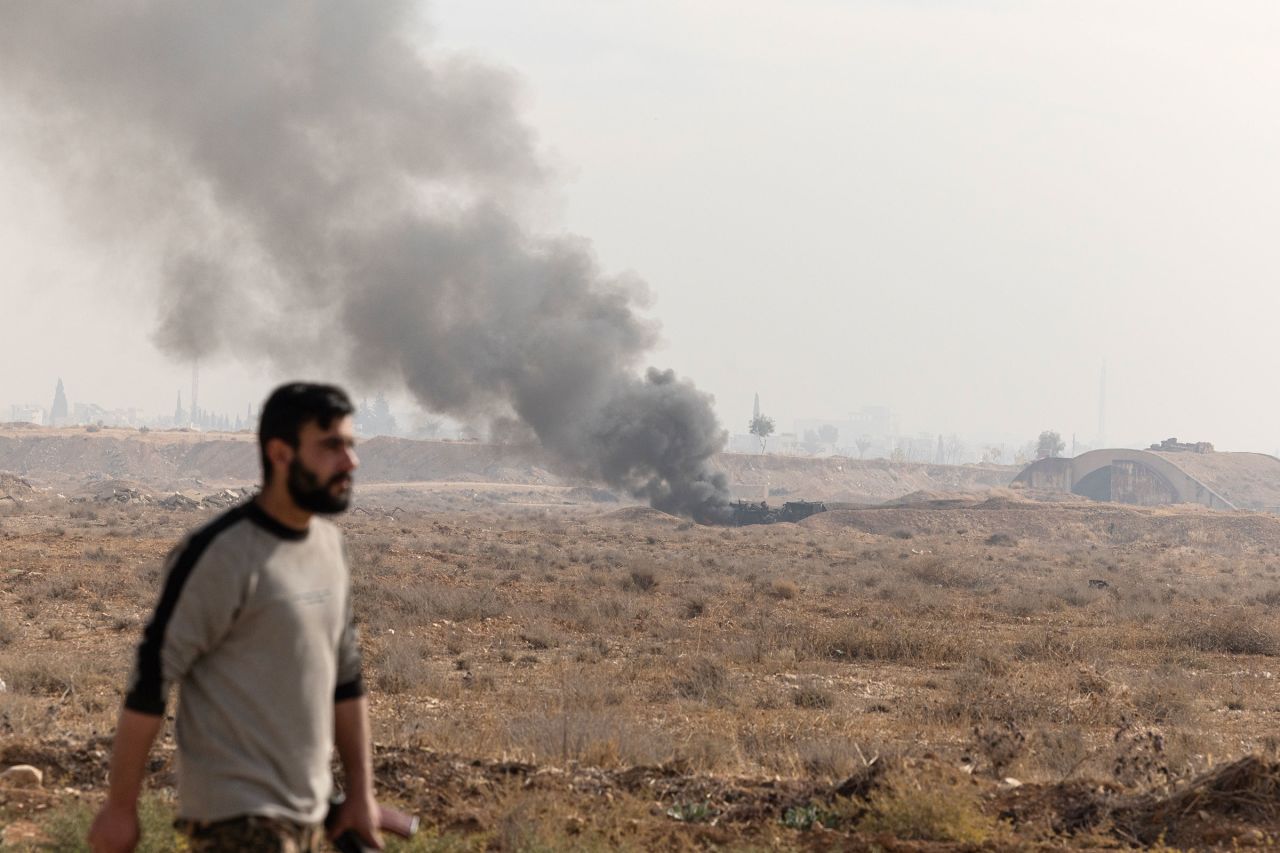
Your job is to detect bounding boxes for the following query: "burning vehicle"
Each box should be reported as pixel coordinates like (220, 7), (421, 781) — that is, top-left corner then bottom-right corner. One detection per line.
(729, 499), (827, 526)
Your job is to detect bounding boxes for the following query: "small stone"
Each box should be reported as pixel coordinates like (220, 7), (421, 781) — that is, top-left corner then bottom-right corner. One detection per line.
(1001, 777), (1023, 788)
(0, 766), (43, 789)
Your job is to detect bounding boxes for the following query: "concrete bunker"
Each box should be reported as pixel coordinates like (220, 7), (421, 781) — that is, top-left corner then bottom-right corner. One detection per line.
(1013, 445), (1280, 512)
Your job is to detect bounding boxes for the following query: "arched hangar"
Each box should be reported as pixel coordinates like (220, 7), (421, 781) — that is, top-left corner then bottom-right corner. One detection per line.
(1013, 446), (1280, 511)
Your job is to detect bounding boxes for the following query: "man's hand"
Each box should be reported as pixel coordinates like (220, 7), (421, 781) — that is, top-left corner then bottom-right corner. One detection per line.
(87, 801), (140, 853)
(88, 709), (164, 853)
(327, 791), (384, 850)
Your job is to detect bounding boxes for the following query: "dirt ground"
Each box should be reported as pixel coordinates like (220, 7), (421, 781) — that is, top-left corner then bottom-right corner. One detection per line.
(5, 474), (1280, 849)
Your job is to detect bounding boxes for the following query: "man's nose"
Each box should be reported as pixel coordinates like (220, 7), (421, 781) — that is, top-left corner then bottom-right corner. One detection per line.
(343, 446), (360, 471)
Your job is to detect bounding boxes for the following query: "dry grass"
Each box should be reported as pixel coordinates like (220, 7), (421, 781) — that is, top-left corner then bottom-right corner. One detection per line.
(6, 492), (1280, 847)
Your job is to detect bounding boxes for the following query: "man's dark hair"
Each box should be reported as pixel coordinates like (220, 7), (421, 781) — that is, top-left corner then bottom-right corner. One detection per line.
(258, 383), (355, 483)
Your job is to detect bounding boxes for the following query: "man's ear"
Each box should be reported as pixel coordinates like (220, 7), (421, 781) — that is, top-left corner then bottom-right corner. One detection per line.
(266, 437), (294, 478)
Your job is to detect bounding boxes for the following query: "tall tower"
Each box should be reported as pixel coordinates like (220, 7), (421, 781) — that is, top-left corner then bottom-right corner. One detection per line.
(753, 392), (760, 422)
(50, 378), (68, 426)
(190, 361), (200, 428)
(1097, 362), (1107, 448)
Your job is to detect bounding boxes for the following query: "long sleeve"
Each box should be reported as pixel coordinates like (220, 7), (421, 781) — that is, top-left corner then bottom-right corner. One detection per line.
(124, 515), (248, 715)
(334, 539), (365, 701)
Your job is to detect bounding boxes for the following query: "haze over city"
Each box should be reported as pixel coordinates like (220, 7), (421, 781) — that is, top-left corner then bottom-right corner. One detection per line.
(3, 1), (1279, 453)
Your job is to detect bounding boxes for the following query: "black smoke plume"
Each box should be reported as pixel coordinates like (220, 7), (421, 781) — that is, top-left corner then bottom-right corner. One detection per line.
(0, 0), (730, 521)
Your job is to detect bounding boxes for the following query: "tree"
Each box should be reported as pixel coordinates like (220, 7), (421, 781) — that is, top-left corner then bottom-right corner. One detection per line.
(855, 436), (873, 459)
(1036, 430), (1066, 459)
(818, 424), (839, 445)
(982, 445), (1004, 464)
(749, 414), (775, 454)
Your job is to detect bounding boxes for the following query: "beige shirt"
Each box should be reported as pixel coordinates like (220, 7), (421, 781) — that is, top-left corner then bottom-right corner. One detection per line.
(126, 501), (363, 824)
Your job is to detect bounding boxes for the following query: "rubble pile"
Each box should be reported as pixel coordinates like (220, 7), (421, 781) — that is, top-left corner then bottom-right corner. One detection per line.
(158, 487), (252, 511)
(71, 481), (252, 511)
(196, 487), (253, 509)
(77, 480), (155, 505)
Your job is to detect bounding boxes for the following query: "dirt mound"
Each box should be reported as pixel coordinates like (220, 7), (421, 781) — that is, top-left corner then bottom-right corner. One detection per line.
(563, 485), (620, 503)
(351, 436), (560, 485)
(999, 754), (1280, 846)
(889, 489), (986, 507)
(599, 506), (683, 525)
(1116, 755), (1280, 844)
(715, 453), (1015, 503)
(798, 501), (1280, 553)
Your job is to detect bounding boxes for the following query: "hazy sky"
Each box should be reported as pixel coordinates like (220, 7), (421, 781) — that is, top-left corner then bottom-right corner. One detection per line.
(3, 1), (1279, 451)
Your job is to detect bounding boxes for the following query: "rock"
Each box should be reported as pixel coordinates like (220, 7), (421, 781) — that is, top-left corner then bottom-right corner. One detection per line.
(0, 765), (43, 788)
(1001, 777), (1023, 788)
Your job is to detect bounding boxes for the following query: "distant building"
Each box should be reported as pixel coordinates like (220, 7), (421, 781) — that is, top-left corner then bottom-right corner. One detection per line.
(8, 405), (44, 425)
(794, 406), (900, 459)
(69, 402), (141, 428)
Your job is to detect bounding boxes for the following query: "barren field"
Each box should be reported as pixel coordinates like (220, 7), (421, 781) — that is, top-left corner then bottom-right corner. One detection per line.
(6, 467), (1280, 848)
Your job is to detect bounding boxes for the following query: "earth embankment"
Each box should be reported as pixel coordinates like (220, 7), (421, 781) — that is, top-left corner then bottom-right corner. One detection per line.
(0, 425), (1015, 502)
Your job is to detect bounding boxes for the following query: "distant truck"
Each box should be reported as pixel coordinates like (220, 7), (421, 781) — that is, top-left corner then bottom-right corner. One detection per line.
(730, 499), (827, 526)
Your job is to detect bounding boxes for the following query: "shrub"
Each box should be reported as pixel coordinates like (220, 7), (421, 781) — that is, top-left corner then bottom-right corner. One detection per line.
(370, 638), (432, 695)
(792, 683), (834, 710)
(519, 623), (561, 650)
(811, 619), (967, 664)
(768, 579), (799, 600)
(504, 710), (669, 767)
(906, 557), (980, 589)
(627, 569), (658, 592)
(859, 773), (1001, 842)
(673, 657), (729, 702)
(0, 616), (17, 647)
(1175, 612), (1280, 656)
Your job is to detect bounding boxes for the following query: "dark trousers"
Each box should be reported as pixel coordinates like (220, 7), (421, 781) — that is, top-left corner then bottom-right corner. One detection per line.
(176, 814), (323, 852)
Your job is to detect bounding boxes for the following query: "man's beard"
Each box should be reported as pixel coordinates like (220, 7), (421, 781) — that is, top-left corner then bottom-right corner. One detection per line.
(286, 457), (353, 514)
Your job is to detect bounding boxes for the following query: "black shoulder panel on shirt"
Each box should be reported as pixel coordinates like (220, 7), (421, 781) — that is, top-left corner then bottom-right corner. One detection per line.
(124, 504), (250, 715)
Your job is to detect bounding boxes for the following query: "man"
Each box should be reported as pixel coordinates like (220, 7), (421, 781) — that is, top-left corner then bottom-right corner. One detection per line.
(89, 383), (382, 852)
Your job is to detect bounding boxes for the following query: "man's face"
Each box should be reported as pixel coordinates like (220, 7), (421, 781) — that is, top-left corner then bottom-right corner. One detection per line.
(281, 415), (358, 514)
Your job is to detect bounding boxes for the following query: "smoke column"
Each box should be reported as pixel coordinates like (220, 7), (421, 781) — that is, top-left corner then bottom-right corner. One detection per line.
(0, 0), (730, 521)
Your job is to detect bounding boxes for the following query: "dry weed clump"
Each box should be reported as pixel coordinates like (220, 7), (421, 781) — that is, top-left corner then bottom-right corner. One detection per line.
(503, 710), (670, 767)
(1172, 610), (1280, 656)
(930, 655), (1117, 729)
(369, 637), (433, 695)
(904, 556), (982, 589)
(809, 617), (968, 664)
(792, 682), (835, 710)
(858, 769), (1003, 842)
(0, 615), (18, 648)
(672, 657), (730, 703)
(1125, 665), (1198, 725)
(1031, 726), (1091, 781)
(2, 656), (91, 698)
(767, 578), (799, 600)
